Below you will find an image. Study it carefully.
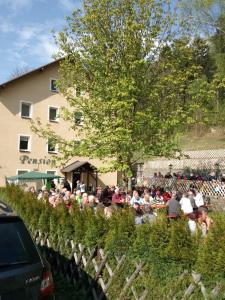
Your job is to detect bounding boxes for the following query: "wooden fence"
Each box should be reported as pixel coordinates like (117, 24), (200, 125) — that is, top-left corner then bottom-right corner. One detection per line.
(137, 178), (225, 198)
(34, 230), (225, 300)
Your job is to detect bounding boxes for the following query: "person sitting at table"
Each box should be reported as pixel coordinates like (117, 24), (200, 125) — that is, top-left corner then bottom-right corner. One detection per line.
(141, 192), (152, 205)
(180, 192), (197, 234)
(167, 192), (181, 220)
(154, 191), (164, 204)
(112, 187), (124, 207)
(197, 207), (213, 237)
(162, 189), (171, 203)
(130, 190), (143, 207)
(194, 188), (204, 208)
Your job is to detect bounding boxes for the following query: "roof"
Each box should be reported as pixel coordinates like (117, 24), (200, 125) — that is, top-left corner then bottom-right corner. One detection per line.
(0, 58), (62, 88)
(7, 171), (61, 181)
(61, 160), (96, 173)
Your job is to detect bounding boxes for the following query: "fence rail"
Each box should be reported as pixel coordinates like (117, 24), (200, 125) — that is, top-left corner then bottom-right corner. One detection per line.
(34, 230), (225, 300)
(137, 177), (225, 198)
(35, 230), (147, 300)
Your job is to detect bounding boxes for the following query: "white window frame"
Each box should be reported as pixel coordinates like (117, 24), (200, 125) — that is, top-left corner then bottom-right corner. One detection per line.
(17, 169), (30, 175)
(48, 106), (60, 123)
(49, 78), (58, 92)
(18, 134), (32, 152)
(20, 101), (33, 119)
(46, 170), (57, 175)
(47, 139), (59, 154)
(46, 170), (59, 183)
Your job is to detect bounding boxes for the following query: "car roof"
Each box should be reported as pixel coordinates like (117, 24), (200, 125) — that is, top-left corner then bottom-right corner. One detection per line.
(0, 200), (18, 217)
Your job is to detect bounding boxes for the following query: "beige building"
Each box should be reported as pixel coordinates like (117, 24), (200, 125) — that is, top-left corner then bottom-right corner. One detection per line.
(0, 60), (119, 189)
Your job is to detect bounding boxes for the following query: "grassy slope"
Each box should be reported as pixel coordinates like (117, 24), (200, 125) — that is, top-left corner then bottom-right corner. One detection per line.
(177, 126), (225, 151)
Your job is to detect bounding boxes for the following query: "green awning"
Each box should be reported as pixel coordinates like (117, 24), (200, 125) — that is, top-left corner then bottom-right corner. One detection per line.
(7, 171), (61, 181)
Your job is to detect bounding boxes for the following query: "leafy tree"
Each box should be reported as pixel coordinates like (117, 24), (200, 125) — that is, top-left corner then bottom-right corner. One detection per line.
(32, 0), (219, 182)
(179, 0), (225, 35)
(211, 13), (225, 78)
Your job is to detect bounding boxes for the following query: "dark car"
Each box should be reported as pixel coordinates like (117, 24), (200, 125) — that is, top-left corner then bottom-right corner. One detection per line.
(0, 201), (54, 300)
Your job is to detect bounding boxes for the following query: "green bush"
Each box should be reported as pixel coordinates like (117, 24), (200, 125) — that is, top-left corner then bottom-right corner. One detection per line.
(84, 206), (108, 248)
(195, 213), (225, 283)
(104, 207), (135, 256)
(1, 185), (225, 299)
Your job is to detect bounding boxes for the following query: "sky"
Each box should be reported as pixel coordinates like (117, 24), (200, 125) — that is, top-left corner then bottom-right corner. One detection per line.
(0, 0), (82, 83)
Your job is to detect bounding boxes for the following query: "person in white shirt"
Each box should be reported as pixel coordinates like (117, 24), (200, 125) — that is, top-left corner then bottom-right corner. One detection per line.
(195, 190), (204, 207)
(180, 193), (196, 234)
(180, 194), (193, 214)
(80, 182), (86, 193)
(130, 190), (143, 206)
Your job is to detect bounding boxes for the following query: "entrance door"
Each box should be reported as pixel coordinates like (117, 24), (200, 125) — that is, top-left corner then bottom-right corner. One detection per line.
(72, 171), (81, 190)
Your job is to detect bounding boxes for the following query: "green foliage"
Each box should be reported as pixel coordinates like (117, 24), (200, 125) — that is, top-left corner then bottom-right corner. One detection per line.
(196, 213), (225, 283)
(84, 206), (108, 248)
(1, 185), (225, 298)
(31, 0), (220, 180)
(165, 218), (198, 265)
(104, 207), (135, 256)
(70, 202), (86, 243)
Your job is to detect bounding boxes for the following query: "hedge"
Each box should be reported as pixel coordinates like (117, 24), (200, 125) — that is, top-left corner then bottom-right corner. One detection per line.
(1, 185), (225, 299)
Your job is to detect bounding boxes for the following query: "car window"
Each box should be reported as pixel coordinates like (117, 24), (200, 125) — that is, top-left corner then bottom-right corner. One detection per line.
(0, 218), (40, 266)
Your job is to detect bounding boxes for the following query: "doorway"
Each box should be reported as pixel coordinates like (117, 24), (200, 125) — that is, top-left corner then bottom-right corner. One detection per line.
(72, 171), (81, 190)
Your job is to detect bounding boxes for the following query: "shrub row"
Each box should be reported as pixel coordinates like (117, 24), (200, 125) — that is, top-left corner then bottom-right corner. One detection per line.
(1, 185), (225, 298)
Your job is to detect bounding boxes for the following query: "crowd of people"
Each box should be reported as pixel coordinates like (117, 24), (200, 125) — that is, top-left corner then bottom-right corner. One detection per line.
(28, 179), (213, 237)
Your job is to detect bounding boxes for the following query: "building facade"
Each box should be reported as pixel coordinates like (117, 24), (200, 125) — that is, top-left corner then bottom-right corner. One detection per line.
(0, 60), (118, 189)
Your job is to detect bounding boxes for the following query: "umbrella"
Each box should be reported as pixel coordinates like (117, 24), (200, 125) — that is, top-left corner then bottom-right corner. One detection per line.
(7, 171), (61, 181)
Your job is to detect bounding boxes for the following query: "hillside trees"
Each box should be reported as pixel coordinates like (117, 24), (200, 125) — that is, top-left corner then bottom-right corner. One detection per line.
(180, 0), (225, 124)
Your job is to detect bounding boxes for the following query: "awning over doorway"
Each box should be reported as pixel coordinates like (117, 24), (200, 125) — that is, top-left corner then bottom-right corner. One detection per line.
(61, 161), (96, 173)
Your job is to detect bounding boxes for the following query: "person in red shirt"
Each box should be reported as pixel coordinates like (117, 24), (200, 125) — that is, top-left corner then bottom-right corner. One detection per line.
(163, 189), (171, 203)
(112, 187), (123, 206)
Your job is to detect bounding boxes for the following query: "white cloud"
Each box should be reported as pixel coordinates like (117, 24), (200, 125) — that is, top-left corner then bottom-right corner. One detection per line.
(28, 34), (58, 62)
(18, 24), (47, 41)
(15, 22), (59, 61)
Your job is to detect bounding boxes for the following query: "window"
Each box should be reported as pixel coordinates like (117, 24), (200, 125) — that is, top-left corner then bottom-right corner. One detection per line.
(20, 102), (32, 118)
(46, 170), (56, 176)
(17, 170), (29, 175)
(49, 107), (59, 122)
(74, 111), (83, 125)
(50, 78), (58, 92)
(47, 139), (58, 153)
(19, 135), (31, 152)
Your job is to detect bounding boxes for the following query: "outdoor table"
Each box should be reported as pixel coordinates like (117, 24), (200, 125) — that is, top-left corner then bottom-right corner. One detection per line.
(151, 204), (166, 209)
